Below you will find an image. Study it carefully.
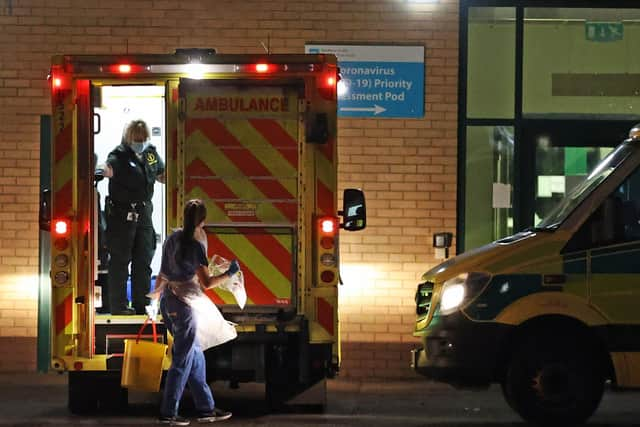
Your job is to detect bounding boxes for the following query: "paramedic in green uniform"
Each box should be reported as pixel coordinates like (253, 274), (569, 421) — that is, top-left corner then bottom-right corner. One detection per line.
(99, 120), (165, 315)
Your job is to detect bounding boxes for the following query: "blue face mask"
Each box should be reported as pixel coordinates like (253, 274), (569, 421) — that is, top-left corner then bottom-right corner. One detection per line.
(131, 142), (148, 154)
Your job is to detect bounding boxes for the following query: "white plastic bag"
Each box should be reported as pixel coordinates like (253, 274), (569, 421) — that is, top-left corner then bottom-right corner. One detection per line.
(208, 255), (247, 309)
(185, 293), (237, 351)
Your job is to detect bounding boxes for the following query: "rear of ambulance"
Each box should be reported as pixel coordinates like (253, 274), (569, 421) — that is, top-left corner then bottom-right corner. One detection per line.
(173, 57), (341, 406)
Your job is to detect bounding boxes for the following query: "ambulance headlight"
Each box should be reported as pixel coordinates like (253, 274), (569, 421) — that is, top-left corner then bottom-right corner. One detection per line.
(439, 272), (490, 315)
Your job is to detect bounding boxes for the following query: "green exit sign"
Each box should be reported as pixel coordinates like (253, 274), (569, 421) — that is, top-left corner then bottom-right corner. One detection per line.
(585, 22), (623, 42)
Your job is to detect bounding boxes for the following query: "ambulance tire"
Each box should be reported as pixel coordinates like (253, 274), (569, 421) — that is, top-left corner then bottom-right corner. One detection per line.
(503, 333), (604, 425)
(68, 371), (98, 414)
(68, 371), (128, 414)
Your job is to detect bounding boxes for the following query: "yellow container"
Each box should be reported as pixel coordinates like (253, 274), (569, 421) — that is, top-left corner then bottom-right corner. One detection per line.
(121, 338), (167, 392)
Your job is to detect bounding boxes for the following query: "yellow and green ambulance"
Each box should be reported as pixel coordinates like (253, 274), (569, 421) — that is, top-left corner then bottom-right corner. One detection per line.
(412, 125), (640, 425)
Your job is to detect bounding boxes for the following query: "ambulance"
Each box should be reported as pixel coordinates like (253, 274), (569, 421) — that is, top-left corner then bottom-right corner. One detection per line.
(412, 125), (640, 424)
(41, 49), (366, 413)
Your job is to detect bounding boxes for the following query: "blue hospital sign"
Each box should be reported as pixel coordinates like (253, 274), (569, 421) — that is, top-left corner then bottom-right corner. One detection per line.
(305, 44), (425, 118)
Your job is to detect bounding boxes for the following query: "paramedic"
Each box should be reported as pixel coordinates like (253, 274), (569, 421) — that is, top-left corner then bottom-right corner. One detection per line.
(99, 119), (165, 315)
(154, 199), (239, 425)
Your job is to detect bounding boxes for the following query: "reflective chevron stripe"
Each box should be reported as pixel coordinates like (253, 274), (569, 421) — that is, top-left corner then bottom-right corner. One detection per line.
(183, 87), (299, 306)
(51, 78), (74, 358)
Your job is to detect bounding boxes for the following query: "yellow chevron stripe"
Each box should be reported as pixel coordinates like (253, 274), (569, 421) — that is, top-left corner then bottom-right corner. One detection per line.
(223, 119), (298, 195)
(54, 287), (73, 358)
(53, 153), (72, 193)
(316, 150), (335, 193)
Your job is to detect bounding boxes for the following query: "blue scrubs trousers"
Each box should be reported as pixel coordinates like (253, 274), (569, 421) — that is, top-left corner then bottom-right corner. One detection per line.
(160, 291), (215, 417)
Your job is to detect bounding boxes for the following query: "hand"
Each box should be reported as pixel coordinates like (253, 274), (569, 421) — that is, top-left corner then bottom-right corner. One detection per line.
(226, 259), (240, 277)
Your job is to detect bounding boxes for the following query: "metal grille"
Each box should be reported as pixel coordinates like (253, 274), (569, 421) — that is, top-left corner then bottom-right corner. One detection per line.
(415, 281), (434, 317)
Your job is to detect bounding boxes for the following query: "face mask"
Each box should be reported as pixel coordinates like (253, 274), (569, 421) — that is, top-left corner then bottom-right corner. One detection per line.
(131, 141), (148, 154)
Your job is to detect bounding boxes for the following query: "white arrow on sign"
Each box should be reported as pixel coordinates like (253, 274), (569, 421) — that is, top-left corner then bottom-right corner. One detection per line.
(340, 104), (387, 115)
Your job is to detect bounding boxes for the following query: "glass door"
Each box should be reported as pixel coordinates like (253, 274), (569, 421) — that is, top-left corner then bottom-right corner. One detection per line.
(518, 119), (635, 229)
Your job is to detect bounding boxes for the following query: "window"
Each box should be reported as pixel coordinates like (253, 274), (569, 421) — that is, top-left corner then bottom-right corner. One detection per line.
(566, 165), (640, 251)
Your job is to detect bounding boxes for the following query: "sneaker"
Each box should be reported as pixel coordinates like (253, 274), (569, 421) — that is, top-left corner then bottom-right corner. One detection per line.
(158, 415), (191, 426)
(196, 408), (232, 422)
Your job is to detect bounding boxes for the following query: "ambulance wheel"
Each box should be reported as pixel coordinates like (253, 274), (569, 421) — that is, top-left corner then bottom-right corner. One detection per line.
(502, 334), (604, 425)
(68, 371), (98, 414)
(265, 380), (288, 411)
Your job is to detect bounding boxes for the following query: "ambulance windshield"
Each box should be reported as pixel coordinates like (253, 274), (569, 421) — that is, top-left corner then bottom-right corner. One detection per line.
(535, 142), (634, 230)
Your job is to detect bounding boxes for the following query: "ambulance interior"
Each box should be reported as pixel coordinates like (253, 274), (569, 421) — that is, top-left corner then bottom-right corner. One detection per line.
(93, 85), (166, 314)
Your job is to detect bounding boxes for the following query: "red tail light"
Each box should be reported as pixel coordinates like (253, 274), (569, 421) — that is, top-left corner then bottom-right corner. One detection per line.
(317, 69), (338, 100)
(319, 217), (338, 235)
(255, 63), (271, 73)
(53, 219), (70, 236)
(106, 64), (146, 74)
(49, 69), (68, 92)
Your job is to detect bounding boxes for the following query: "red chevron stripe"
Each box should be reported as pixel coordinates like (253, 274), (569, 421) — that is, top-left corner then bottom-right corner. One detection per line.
(320, 136), (335, 162)
(186, 118), (241, 147)
(206, 232), (280, 305)
(55, 293), (72, 335)
(54, 123), (72, 163)
(187, 118), (293, 195)
(185, 159), (236, 199)
(204, 289), (225, 305)
(273, 203), (297, 223)
(248, 118), (298, 168)
(186, 160), (260, 222)
(186, 118), (297, 222)
(317, 180), (334, 216)
(243, 229), (292, 281)
(54, 181), (72, 217)
(316, 297), (334, 336)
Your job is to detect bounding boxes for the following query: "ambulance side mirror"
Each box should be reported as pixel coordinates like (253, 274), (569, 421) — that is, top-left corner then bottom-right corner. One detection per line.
(39, 189), (51, 232)
(340, 188), (366, 232)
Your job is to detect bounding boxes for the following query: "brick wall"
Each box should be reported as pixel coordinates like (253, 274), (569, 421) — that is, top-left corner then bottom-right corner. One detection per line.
(0, 0), (458, 378)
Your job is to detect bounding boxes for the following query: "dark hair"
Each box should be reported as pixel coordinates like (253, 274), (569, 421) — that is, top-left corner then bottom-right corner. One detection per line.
(179, 199), (207, 261)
